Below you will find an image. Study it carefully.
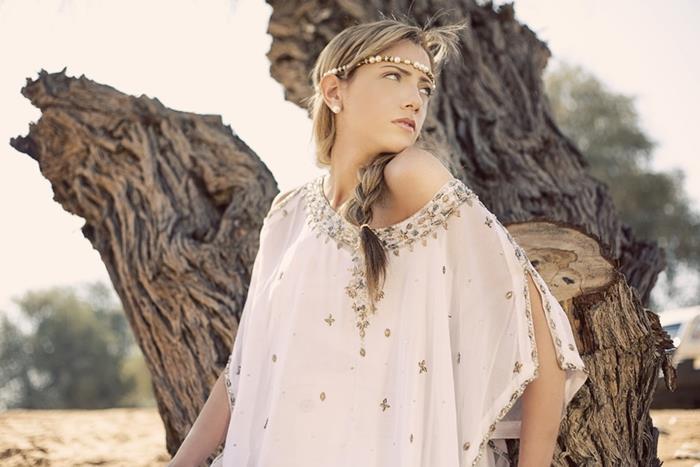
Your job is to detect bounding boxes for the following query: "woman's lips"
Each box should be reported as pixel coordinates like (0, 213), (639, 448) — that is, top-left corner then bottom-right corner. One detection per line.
(393, 121), (415, 132)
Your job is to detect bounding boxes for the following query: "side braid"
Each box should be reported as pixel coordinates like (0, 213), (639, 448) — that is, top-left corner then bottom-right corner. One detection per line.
(344, 153), (397, 311)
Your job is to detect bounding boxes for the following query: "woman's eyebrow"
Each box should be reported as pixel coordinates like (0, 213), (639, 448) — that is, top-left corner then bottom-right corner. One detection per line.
(380, 64), (432, 85)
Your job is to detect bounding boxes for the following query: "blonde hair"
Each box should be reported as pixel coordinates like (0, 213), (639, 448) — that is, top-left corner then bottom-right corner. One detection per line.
(303, 14), (467, 310)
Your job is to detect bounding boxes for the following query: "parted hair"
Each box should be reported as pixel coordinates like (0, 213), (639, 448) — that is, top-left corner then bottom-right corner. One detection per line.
(303, 14), (467, 310)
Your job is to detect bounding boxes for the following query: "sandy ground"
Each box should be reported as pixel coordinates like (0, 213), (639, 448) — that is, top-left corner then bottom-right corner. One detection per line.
(0, 408), (171, 467)
(651, 410), (700, 467)
(0, 408), (698, 466)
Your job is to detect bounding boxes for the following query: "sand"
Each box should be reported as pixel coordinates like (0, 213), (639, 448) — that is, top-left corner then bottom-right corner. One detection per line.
(0, 408), (698, 466)
(0, 408), (170, 466)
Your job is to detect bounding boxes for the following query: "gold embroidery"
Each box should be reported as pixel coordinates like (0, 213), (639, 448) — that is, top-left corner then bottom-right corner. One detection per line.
(380, 397), (390, 411)
(418, 359), (427, 373)
(303, 174), (476, 252)
(457, 352), (461, 364)
(410, 433), (414, 443)
(272, 354), (277, 362)
(505, 290), (513, 299)
(320, 391), (326, 401)
(223, 354), (236, 409)
(513, 360), (522, 373)
(324, 313), (335, 326)
(384, 328), (391, 337)
(303, 174), (477, 352)
(461, 206), (587, 467)
(263, 417), (268, 429)
(345, 248), (381, 353)
(296, 173), (586, 467)
(486, 203), (585, 373)
(463, 442), (471, 450)
(442, 265), (446, 274)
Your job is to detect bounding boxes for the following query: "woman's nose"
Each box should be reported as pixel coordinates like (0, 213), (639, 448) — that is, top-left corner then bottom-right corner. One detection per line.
(404, 89), (421, 112)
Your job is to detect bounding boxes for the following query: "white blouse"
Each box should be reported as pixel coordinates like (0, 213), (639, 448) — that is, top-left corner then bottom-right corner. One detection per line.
(215, 172), (588, 467)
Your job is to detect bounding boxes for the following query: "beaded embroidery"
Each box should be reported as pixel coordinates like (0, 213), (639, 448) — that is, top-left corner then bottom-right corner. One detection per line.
(302, 173), (477, 253)
(485, 200), (587, 373)
(302, 173), (478, 356)
(272, 174), (586, 466)
(223, 353), (236, 410)
(464, 198), (588, 467)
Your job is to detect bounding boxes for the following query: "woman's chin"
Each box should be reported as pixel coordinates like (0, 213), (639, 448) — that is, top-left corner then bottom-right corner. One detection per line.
(380, 138), (415, 154)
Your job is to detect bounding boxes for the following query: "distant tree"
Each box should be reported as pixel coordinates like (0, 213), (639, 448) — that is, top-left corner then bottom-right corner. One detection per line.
(544, 61), (700, 308)
(0, 315), (33, 407)
(0, 284), (142, 409)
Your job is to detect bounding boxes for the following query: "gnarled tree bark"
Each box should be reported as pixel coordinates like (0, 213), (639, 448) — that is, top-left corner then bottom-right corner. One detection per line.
(10, 1), (675, 466)
(11, 69), (279, 462)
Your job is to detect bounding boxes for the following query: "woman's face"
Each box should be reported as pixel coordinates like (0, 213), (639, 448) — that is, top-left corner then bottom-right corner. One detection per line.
(328, 39), (434, 156)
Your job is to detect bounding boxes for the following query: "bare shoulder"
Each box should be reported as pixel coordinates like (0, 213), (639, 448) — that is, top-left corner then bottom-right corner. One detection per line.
(383, 147), (455, 217)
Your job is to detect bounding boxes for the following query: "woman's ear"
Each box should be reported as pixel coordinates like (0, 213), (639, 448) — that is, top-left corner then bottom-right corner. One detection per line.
(320, 74), (343, 113)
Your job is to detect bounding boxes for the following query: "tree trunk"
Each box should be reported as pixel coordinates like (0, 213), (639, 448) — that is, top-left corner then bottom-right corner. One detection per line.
(11, 69), (280, 462)
(10, 1), (675, 466)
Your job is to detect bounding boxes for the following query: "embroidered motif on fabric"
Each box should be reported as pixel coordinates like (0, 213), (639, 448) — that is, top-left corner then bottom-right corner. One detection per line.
(223, 353), (236, 410)
(294, 174), (586, 467)
(302, 174), (478, 253)
(380, 397), (390, 411)
(266, 185), (305, 221)
(466, 201), (588, 467)
(345, 249), (385, 356)
(303, 173), (478, 356)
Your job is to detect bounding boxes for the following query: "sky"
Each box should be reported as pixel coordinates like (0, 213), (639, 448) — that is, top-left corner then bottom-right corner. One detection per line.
(0, 0), (698, 318)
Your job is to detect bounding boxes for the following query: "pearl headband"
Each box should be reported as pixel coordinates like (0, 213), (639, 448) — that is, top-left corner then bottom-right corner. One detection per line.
(321, 54), (436, 90)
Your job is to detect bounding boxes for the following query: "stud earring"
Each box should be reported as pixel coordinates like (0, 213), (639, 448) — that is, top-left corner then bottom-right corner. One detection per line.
(331, 105), (341, 113)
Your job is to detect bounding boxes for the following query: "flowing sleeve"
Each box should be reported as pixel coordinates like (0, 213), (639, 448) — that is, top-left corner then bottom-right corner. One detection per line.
(445, 180), (589, 466)
(222, 187), (300, 410)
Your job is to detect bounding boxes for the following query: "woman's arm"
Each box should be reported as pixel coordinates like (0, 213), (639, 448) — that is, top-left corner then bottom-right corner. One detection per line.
(168, 369), (232, 467)
(518, 271), (567, 467)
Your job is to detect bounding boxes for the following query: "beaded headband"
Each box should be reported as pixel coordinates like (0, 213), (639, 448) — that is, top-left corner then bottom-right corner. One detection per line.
(321, 54), (436, 90)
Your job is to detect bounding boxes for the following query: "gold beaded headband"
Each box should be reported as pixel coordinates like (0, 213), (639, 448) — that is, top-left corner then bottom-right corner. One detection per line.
(321, 54), (436, 90)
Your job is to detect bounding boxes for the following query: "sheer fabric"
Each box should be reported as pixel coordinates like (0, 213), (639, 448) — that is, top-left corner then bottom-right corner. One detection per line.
(216, 173), (588, 467)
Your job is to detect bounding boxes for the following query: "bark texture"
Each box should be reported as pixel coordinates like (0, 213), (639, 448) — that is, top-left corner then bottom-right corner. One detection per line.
(10, 1), (674, 465)
(11, 68), (279, 461)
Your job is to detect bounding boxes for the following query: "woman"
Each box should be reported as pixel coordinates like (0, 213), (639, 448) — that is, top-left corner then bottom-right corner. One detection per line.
(169, 17), (588, 467)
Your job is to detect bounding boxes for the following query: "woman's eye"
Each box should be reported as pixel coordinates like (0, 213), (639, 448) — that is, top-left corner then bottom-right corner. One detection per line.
(385, 72), (433, 98)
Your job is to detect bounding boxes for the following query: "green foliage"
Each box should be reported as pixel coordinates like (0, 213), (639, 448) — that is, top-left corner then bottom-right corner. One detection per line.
(0, 282), (155, 409)
(544, 61), (700, 308)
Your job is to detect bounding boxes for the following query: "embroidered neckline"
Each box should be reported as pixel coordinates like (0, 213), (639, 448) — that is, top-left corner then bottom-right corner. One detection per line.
(303, 173), (477, 254)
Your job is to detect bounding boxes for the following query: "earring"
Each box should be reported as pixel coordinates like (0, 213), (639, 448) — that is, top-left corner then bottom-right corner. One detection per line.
(331, 105), (341, 113)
